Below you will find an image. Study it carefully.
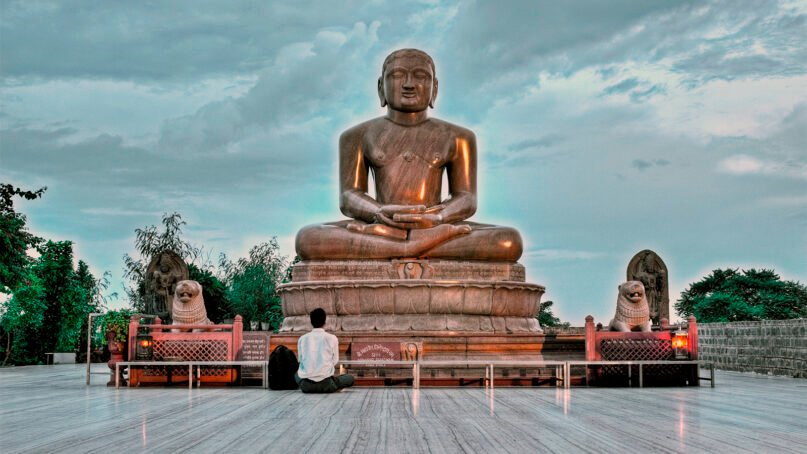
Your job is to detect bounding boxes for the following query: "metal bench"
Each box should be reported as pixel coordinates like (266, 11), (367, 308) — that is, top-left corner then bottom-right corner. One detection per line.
(565, 360), (715, 388)
(117, 360), (268, 389)
(336, 360), (568, 389)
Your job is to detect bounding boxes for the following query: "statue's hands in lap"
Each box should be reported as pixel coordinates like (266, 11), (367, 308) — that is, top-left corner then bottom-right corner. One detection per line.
(376, 204), (446, 229)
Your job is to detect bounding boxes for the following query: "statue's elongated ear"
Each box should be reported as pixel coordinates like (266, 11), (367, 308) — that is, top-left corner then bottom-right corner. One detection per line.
(378, 77), (387, 107)
(429, 78), (439, 109)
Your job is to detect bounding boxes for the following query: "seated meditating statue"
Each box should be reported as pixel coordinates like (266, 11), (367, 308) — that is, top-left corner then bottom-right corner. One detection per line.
(282, 49), (543, 334)
(296, 48), (523, 262)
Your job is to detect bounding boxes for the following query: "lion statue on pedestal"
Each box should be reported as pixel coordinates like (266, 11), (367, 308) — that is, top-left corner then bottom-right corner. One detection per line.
(171, 280), (212, 332)
(609, 281), (652, 332)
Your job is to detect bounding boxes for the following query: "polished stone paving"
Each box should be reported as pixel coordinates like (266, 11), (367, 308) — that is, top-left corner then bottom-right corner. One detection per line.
(1, 365), (805, 453)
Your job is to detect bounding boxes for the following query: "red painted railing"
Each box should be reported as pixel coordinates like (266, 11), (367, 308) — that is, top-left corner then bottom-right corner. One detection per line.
(127, 315), (243, 385)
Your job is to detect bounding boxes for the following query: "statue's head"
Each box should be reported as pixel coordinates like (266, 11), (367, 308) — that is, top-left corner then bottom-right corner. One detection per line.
(378, 48), (438, 112)
(174, 280), (202, 305)
(619, 281), (646, 305)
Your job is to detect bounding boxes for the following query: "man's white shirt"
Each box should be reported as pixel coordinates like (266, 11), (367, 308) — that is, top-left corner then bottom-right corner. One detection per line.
(296, 328), (339, 382)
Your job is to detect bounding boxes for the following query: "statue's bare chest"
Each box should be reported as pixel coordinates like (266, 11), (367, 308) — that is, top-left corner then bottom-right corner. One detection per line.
(364, 124), (453, 170)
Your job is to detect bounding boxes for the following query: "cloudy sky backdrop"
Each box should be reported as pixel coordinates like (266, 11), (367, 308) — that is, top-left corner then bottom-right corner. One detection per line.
(2, 0), (805, 324)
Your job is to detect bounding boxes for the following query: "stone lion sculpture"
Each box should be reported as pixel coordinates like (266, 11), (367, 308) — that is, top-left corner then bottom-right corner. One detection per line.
(608, 281), (652, 332)
(171, 280), (212, 332)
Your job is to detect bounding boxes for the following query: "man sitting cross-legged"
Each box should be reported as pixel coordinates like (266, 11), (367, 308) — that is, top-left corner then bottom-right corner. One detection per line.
(295, 308), (355, 393)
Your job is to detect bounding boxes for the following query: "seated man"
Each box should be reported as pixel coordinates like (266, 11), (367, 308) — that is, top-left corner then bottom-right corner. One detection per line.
(295, 48), (523, 262)
(295, 308), (355, 393)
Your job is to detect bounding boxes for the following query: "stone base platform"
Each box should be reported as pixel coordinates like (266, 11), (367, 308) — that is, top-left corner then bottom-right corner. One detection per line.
(269, 330), (585, 385)
(279, 260), (545, 334)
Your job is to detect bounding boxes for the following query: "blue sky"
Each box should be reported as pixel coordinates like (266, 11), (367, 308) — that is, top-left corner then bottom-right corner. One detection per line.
(1, 0), (805, 325)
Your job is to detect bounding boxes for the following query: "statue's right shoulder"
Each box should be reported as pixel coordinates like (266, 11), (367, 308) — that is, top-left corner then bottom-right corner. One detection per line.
(340, 117), (385, 140)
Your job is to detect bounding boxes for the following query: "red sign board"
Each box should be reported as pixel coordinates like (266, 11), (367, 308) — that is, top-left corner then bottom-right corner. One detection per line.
(351, 342), (400, 361)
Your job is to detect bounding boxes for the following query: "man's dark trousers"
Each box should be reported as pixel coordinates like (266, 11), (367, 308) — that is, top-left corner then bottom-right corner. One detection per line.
(296, 374), (354, 393)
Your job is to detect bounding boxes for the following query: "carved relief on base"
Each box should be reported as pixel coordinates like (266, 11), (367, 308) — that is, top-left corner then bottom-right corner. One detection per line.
(291, 260), (526, 282)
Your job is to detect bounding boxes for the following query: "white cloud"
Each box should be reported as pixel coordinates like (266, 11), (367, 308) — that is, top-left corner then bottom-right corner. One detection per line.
(718, 155), (765, 174)
(718, 154), (807, 179)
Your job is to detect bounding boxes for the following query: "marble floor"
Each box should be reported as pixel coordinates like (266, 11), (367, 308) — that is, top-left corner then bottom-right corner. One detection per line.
(1, 365), (805, 453)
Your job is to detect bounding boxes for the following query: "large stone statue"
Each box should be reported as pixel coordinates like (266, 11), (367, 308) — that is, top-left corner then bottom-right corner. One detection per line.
(609, 281), (652, 332)
(296, 48), (522, 261)
(145, 251), (189, 322)
(171, 280), (212, 332)
(280, 49), (543, 333)
(627, 250), (669, 325)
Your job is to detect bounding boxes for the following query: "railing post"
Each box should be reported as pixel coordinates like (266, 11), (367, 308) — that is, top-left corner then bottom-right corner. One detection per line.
(233, 315), (243, 361)
(585, 315), (595, 361)
(687, 316), (698, 360)
(128, 315), (140, 361)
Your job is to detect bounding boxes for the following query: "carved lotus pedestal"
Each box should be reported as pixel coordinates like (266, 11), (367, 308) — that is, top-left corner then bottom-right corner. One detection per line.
(279, 259), (544, 334)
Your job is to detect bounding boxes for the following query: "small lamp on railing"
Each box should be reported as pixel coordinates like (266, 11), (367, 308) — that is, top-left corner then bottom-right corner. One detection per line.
(135, 327), (153, 361)
(672, 326), (689, 360)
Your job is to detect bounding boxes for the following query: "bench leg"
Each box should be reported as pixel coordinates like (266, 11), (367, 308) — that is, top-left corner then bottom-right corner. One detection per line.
(639, 364), (643, 388)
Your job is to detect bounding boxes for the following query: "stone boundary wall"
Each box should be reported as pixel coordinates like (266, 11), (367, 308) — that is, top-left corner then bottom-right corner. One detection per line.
(698, 319), (806, 378)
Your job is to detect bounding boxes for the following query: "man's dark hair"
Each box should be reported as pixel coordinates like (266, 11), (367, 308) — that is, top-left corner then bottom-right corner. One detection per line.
(310, 308), (326, 328)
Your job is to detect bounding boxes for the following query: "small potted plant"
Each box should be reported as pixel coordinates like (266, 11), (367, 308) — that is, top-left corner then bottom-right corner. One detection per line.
(97, 309), (135, 386)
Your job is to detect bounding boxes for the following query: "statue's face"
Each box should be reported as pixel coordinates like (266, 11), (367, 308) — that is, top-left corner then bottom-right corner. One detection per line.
(175, 281), (198, 304)
(380, 55), (436, 112)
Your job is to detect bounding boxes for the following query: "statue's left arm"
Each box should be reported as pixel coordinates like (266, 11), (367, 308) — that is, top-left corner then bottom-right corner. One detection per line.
(438, 129), (477, 224)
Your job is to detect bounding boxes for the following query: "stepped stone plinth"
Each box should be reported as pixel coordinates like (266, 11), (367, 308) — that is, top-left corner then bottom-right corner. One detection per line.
(279, 259), (544, 333)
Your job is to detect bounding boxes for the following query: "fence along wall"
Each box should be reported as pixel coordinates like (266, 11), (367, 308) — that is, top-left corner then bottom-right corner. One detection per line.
(698, 319), (806, 378)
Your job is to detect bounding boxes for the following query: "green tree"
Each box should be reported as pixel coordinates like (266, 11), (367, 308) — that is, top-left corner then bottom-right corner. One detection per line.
(220, 239), (287, 331)
(37, 241), (78, 356)
(37, 241), (102, 355)
(1, 241), (102, 364)
(536, 300), (570, 328)
(123, 212), (205, 312)
(0, 183), (46, 293)
(1, 270), (46, 365)
(0, 184), (106, 364)
(57, 261), (104, 353)
(676, 268), (807, 322)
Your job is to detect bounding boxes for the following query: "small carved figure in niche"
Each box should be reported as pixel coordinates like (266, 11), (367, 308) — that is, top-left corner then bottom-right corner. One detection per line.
(402, 342), (420, 361)
(627, 250), (669, 325)
(609, 281), (652, 332)
(145, 251), (188, 322)
(171, 280), (212, 332)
